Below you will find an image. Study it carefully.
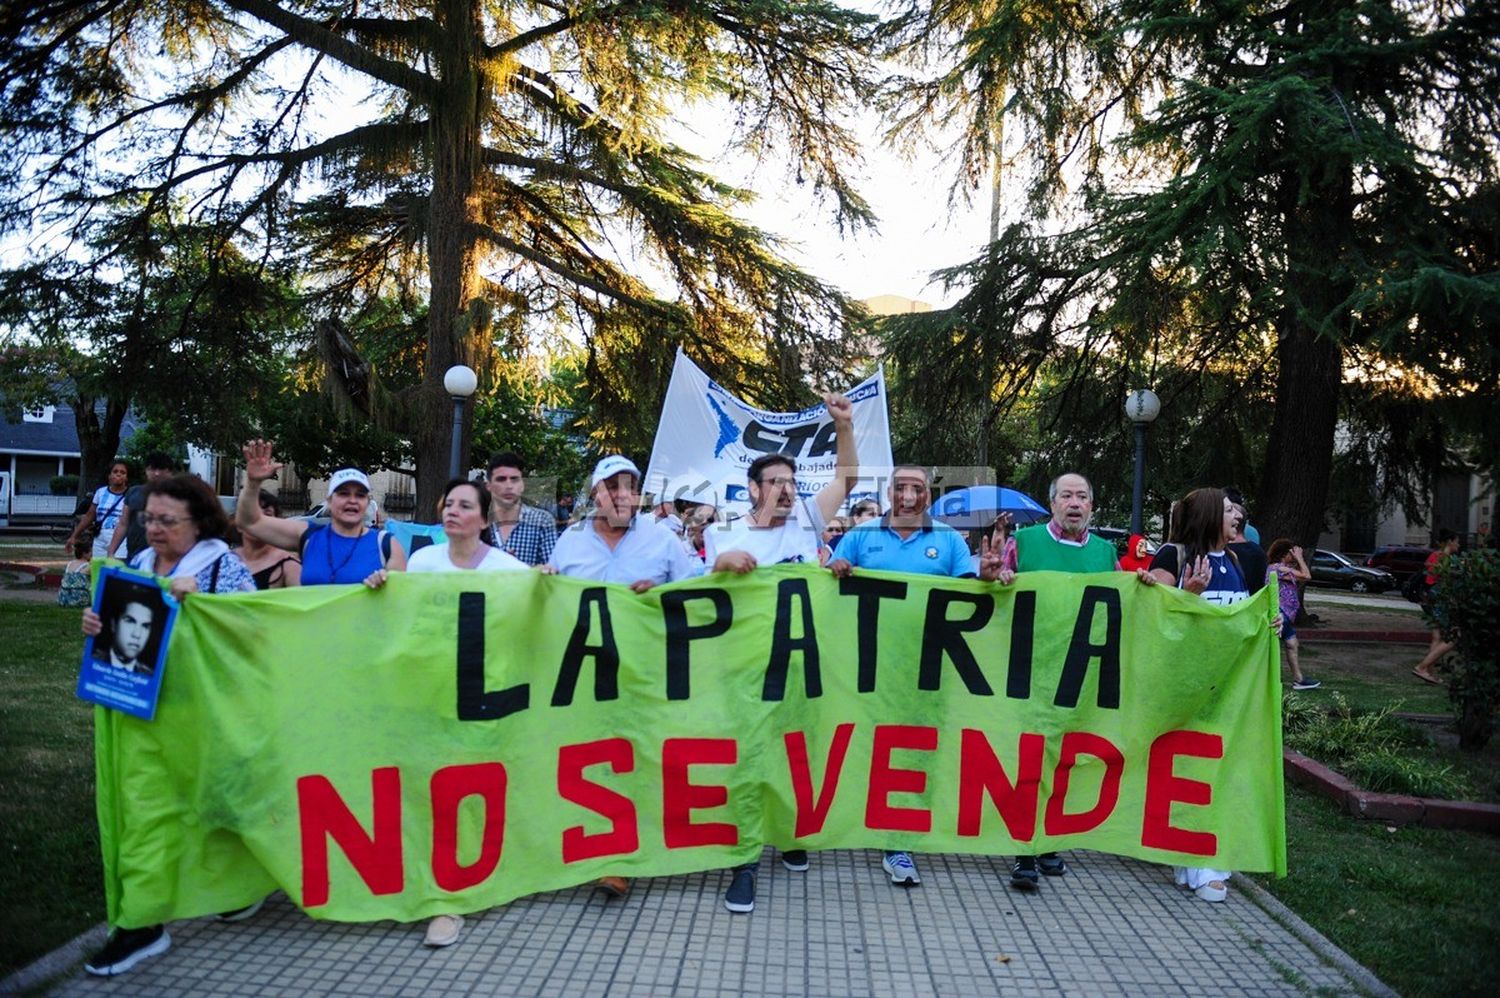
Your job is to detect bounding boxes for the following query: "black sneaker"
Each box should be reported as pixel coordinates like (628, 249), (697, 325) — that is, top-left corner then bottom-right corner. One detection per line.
(1038, 852), (1068, 876)
(724, 868), (756, 913)
(84, 925), (170, 976)
(781, 849), (810, 872)
(1010, 856), (1039, 891)
(1292, 677), (1322, 691)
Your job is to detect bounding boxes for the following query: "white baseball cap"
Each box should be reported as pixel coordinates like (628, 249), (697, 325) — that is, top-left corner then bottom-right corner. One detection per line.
(327, 468), (372, 494)
(591, 455), (641, 489)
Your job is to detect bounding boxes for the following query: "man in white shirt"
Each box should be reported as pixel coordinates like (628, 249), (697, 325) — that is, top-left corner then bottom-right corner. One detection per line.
(703, 391), (859, 914)
(706, 392), (857, 576)
(543, 454), (702, 901)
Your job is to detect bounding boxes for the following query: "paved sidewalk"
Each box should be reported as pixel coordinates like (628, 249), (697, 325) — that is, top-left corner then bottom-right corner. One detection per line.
(45, 849), (1378, 996)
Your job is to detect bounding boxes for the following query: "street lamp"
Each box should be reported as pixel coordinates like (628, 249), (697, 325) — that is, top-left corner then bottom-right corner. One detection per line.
(1125, 388), (1161, 535)
(444, 364), (478, 479)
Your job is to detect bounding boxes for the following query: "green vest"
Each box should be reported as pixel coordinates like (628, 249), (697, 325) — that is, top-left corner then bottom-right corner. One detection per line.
(1013, 523), (1118, 573)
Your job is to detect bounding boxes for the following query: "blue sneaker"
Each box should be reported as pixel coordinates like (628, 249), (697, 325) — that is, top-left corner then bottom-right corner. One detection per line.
(724, 868), (755, 913)
(781, 849), (810, 872)
(1038, 852), (1068, 876)
(882, 851), (920, 886)
(1010, 856), (1039, 890)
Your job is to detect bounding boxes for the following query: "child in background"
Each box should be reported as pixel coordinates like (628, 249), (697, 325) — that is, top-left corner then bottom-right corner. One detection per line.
(1266, 538), (1319, 690)
(57, 538), (93, 608)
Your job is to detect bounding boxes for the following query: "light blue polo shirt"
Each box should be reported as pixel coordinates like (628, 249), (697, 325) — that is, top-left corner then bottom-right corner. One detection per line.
(550, 513), (704, 584)
(836, 516), (974, 578)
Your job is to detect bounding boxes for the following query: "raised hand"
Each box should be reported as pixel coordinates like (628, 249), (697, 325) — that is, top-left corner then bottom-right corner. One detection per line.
(242, 439), (284, 483)
(823, 391), (853, 424)
(978, 533), (1012, 584)
(1183, 555), (1213, 594)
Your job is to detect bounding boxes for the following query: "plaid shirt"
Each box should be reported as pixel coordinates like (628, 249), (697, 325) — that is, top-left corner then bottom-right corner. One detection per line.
(485, 503), (558, 566)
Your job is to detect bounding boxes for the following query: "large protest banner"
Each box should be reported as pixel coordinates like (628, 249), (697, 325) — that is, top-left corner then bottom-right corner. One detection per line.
(642, 349), (894, 509)
(95, 567), (1284, 928)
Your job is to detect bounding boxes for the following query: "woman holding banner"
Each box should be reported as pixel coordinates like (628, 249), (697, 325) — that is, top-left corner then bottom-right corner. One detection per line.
(235, 440), (406, 586)
(1142, 487), (1269, 903)
(80, 473), (258, 976)
(383, 477), (527, 946)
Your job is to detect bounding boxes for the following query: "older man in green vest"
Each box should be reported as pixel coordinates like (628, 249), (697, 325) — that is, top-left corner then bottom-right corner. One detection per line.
(998, 472), (1119, 891)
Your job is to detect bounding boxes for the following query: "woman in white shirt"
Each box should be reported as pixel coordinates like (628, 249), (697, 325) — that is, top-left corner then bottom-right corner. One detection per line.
(370, 477), (525, 947)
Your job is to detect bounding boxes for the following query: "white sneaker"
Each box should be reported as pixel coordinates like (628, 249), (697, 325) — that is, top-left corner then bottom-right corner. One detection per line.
(423, 914), (464, 947)
(1194, 881), (1228, 903)
(882, 851), (920, 886)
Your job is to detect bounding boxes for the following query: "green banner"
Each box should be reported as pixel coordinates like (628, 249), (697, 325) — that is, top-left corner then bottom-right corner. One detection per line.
(95, 565), (1286, 927)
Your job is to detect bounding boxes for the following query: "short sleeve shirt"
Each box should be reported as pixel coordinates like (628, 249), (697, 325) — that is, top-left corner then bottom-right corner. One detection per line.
(408, 543), (529, 573)
(1149, 546), (1249, 607)
(550, 514), (704, 584)
(836, 516), (973, 578)
(703, 497), (826, 567)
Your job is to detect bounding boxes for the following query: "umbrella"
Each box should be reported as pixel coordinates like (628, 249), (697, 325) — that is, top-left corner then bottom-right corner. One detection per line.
(929, 486), (1048, 530)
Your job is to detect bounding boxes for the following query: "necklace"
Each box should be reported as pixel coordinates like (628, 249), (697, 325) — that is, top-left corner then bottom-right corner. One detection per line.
(326, 527), (367, 581)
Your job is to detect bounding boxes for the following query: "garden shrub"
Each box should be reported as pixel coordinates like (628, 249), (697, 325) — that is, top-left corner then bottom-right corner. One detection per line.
(1432, 548), (1500, 750)
(1344, 749), (1474, 800)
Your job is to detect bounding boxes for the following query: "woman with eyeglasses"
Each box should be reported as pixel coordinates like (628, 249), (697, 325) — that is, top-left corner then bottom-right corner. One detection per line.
(78, 473), (259, 976)
(235, 489), (302, 590)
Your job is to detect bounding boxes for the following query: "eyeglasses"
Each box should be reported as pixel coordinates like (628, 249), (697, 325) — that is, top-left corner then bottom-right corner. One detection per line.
(757, 475), (798, 489)
(141, 514), (188, 528)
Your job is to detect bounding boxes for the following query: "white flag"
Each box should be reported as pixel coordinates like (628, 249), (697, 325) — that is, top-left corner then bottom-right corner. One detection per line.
(643, 349), (893, 512)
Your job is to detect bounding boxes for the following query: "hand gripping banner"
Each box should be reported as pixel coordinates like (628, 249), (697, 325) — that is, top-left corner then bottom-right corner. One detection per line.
(94, 566), (1286, 927)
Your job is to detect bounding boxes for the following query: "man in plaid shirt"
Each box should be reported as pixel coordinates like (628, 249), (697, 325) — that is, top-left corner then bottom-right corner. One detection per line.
(483, 452), (558, 566)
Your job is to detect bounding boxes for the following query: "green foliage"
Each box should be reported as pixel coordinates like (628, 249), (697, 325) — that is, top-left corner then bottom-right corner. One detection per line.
(1433, 548), (1500, 750)
(878, 0), (1500, 541)
(47, 475), (79, 497)
(1282, 691), (1474, 799)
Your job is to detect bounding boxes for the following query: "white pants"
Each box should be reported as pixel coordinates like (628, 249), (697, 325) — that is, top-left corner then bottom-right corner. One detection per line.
(91, 535), (111, 561)
(1176, 866), (1231, 889)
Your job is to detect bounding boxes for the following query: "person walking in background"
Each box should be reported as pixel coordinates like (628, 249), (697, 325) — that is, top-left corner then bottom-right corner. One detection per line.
(234, 490), (302, 590)
(483, 452), (558, 566)
(1412, 529), (1460, 685)
(65, 459), (130, 560)
(107, 452), (176, 563)
(1266, 539), (1318, 690)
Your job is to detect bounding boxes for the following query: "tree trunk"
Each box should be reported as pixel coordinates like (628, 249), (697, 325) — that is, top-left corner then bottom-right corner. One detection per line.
(72, 391), (128, 500)
(414, 0), (488, 521)
(1256, 155), (1353, 553)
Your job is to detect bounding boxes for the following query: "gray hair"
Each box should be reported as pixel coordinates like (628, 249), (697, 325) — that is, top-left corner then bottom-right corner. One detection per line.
(1048, 472), (1094, 504)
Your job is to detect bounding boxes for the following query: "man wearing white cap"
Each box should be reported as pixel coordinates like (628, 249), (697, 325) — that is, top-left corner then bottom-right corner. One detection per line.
(237, 440), (407, 586)
(704, 390), (858, 915)
(542, 453), (702, 900)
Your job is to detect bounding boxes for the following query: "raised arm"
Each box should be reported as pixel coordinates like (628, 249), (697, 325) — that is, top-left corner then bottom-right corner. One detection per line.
(235, 440), (308, 553)
(1288, 545), (1311, 582)
(814, 391), (858, 524)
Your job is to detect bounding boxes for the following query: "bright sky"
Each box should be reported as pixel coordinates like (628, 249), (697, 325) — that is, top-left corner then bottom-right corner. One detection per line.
(676, 107), (995, 310)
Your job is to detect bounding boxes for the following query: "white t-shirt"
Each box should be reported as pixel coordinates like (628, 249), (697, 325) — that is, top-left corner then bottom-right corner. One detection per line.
(407, 543), (528, 574)
(92, 486), (128, 534)
(704, 497), (826, 567)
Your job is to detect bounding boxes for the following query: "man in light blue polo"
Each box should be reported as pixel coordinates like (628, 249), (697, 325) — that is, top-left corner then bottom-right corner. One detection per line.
(543, 454), (700, 901)
(829, 463), (1003, 887)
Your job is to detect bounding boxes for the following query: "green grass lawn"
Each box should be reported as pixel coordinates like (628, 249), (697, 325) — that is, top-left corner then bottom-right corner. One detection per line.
(0, 600), (104, 978)
(1294, 640), (1451, 714)
(1254, 785), (1500, 998)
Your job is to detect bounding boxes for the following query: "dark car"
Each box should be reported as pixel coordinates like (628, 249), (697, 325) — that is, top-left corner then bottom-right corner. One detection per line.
(1308, 549), (1396, 594)
(1364, 545), (1435, 585)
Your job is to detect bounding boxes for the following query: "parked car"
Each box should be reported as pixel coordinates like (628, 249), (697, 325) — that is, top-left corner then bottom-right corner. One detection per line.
(1364, 545), (1435, 585)
(1308, 549), (1396, 594)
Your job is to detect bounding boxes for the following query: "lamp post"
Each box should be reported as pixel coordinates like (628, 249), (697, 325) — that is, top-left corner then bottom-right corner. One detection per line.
(1125, 388), (1161, 535)
(443, 365), (478, 479)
